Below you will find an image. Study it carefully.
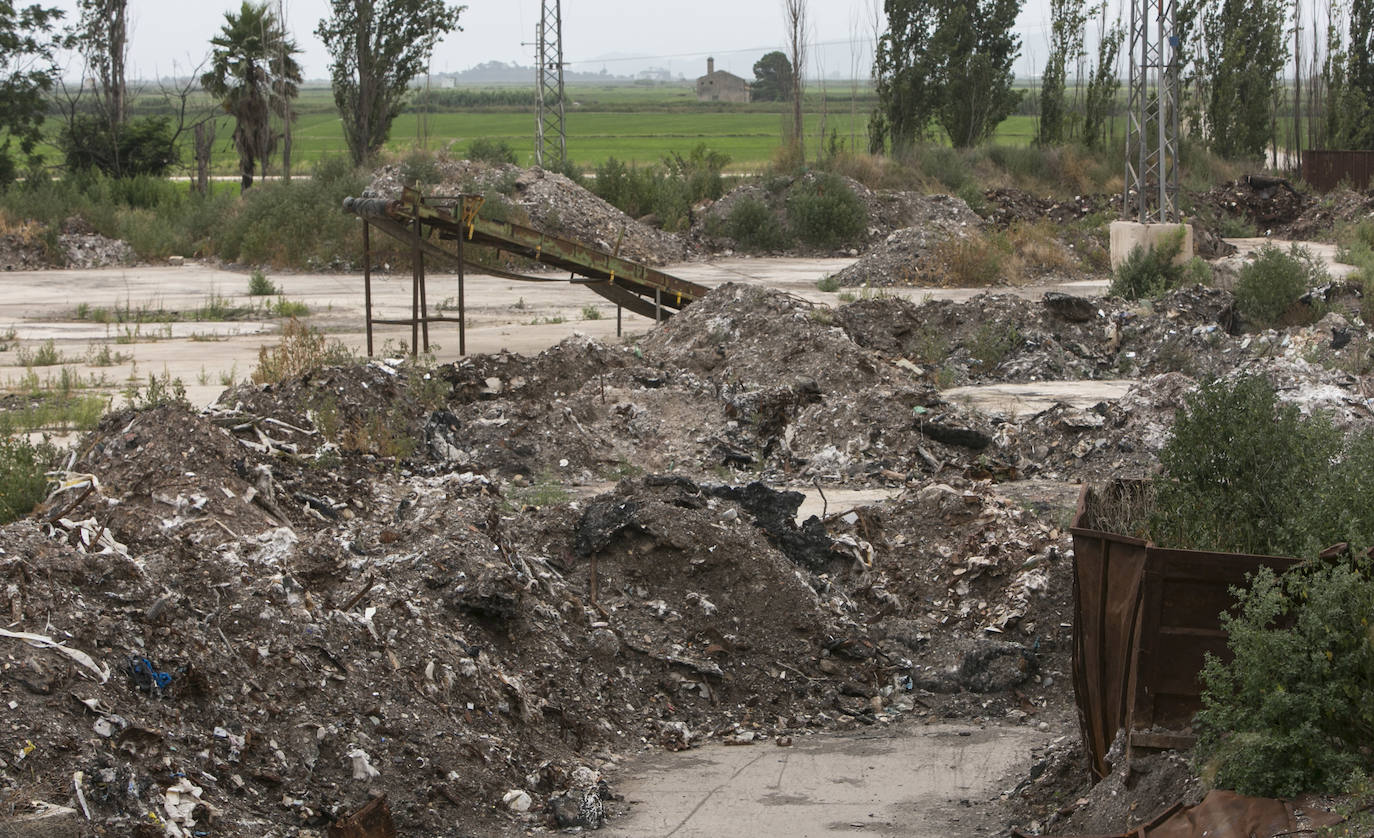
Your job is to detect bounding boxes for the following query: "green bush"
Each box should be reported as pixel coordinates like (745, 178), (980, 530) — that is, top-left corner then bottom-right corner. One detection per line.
(918, 145), (972, 191)
(0, 436), (54, 524)
(1109, 226), (1190, 300)
(60, 115), (179, 177)
(785, 173), (867, 250)
(248, 269), (278, 296)
(724, 196), (790, 251)
(591, 144), (731, 231)
(398, 149), (441, 186)
(217, 157), (367, 268)
(467, 137), (518, 165)
(1148, 376), (1341, 557)
(1234, 244), (1321, 328)
(1195, 556), (1374, 797)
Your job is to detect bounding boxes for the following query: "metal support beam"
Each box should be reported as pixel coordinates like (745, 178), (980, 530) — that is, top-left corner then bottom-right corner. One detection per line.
(457, 220), (467, 356)
(1124, 0), (1181, 223)
(362, 221), (374, 357)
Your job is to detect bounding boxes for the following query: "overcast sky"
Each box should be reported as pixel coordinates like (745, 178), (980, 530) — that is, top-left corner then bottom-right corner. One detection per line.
(46, 0), (1063, 82)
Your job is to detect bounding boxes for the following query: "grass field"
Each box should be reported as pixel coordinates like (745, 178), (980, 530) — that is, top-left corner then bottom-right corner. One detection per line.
(49, 80), (1042, 177)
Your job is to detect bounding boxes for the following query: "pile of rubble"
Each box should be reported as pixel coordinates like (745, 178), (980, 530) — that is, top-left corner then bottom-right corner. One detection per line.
(828, 196), (986, 287)
(7, 268), (1374, 835)
(368, 160), (688, 266)
(979, 188), (1116, 226)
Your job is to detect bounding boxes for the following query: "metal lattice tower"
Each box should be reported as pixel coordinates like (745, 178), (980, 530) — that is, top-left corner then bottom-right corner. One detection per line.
(535, 0), (566, 170)
(1124, 0), (1181, 223)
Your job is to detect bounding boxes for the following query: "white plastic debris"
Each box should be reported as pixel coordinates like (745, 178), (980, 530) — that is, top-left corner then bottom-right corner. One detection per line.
(0, 629), (110, 683)
(503, 789), (533, 812)
(346, 746), (381, 781)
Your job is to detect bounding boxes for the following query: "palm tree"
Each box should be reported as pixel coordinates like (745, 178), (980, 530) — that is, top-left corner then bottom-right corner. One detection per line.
(201, 2), (301, 192)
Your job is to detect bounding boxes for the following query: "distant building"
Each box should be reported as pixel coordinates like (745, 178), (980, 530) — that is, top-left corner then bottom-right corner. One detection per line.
(637, 66), (674, 83)
(695, 58), (750, 103)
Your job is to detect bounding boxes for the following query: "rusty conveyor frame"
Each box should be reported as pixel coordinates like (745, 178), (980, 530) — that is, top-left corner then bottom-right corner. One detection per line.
(343, 186), (709, 356)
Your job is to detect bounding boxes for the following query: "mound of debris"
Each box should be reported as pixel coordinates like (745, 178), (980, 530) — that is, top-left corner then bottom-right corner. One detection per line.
(693, 174), (971, 255)
(0, 374), (1082, 836)
(1198, 176), (1309, 234)
(829, 202), (986, 287)
(1279, 186), (1374, 241)
(980, 188), (1116, 226)
(369, 159), (688, 265)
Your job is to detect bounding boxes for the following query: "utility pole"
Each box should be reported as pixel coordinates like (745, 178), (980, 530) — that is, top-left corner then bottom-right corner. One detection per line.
(534, 0), (567, 170)
(1123, 0), (1180, 223)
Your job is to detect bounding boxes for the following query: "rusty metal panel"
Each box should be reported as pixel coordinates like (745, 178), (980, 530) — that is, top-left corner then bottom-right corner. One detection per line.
(1301, 150), (1374, 192)
(1071, 484), (1301, 780)
(1071, 484), (1149, 780)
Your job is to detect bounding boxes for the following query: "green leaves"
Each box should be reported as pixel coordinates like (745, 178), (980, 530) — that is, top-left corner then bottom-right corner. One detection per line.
(1196, 557), (1374, 796)
(874, 0), (1024, 149)
(200, 2), (302, 190)
(315, 0), (466, 166)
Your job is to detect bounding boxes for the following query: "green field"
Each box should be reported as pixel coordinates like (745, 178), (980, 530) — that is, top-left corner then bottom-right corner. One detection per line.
(48, 80), (1041, 176)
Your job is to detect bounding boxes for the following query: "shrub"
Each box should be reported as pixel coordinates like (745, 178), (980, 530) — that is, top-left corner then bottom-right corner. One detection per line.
(398, 149), (441, 186)
(217, 157), (367, 268)
(1148, 375), (1341, 557)
(967, 322), (1021, 369)
(1195, 556), (1374, 797)
(252, 318), (356, 384)
(591, 145), (732, 231)
(724, 196), (790, 251)
(1109, 226), (1189, 300)
(247, 269), (278, 296)
(60, 114), (179, 177)
(918, 145), (972, 191)
(1234, 244), (1321, 329)
(467, 137), (518, 165)
(785, 173), (867, 250)
(0, 436), (54, 524)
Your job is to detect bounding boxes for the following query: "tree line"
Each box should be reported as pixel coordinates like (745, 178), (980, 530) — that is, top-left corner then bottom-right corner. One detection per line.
(0, 0), (465, 190)
(860, 0), (1374, 160)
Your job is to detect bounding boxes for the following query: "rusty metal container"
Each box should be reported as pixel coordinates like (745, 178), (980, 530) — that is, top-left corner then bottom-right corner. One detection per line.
(1070, 482), (1300, 779)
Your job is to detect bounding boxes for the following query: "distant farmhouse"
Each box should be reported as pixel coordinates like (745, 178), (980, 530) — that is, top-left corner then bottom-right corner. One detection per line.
(695, 58), (750, 103)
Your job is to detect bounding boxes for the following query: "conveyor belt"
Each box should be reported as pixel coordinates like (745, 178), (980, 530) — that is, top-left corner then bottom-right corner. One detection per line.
(343, 188), (708, 320)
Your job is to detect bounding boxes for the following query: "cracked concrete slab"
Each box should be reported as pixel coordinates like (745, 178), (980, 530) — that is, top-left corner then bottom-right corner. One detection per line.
(604, 723), (1050, 838)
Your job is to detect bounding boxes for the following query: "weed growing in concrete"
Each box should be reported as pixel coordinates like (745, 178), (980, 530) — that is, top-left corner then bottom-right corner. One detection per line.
(272, 298), (310, 318)
(17, 340), (63, 367)
(86, 344), (131, 366)
(252, 318), (356, 385)
(123, 370), (189, 410)
(248, 269), (279, 296)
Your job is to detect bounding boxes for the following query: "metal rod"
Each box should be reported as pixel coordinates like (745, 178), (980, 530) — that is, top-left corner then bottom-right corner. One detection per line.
(419, 237), (430, 353)
(363, 221), (374, 357)
(616, 304), (622, 337)
(411, 218), (421, 355)
(655, 289), (661, 323)
(458, 222), (467, 356)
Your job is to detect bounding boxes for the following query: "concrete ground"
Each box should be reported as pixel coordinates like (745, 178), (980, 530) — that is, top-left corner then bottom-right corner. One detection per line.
(0, 258), (1110, 412)
(602, 723), (1050, 838)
